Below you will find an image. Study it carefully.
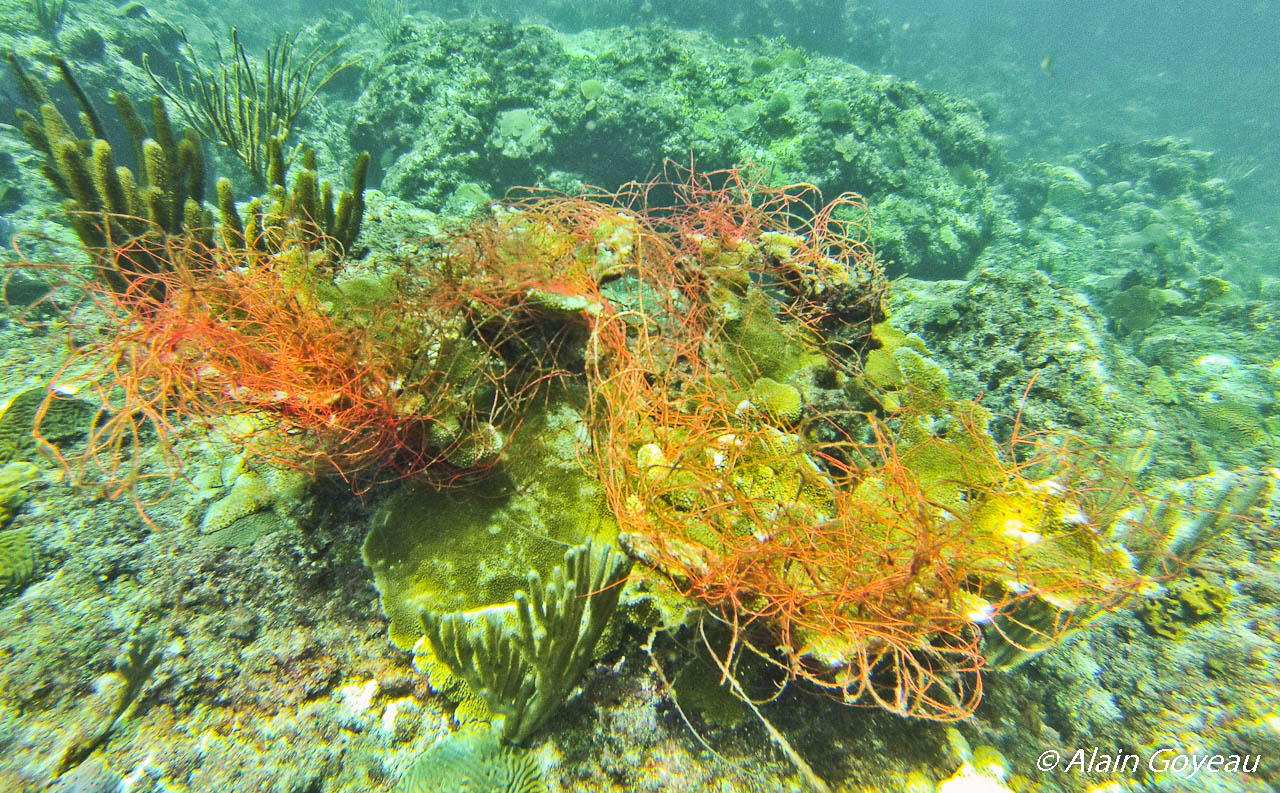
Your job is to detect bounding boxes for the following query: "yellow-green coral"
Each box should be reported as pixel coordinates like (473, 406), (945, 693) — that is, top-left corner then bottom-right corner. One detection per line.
(0, 527), (37, 591)
(718, 288), (826, 384)
(0, 388), (96, 465)
(861, 320), (930, 391)
(413, 640), (493, 726)
(522, 287), (604, 318)
(393, 729), (546, 793)
(442, 422), (506, 469)
(969, 476), (1134, 610)
(0, 461), (39, 526)
(419, 542), (632, 745)
(588, 211), (639, 277)
(748, 376), (804, 424)
(1139, 577), (1232, 639)
(764, 232), (853, 295)
(363, 397), (617, 649)
(853, 319), (947, 410)
(198, 460), (308, 540)
(892, 346), (949, 402)
(1197, 398), (1269, 449)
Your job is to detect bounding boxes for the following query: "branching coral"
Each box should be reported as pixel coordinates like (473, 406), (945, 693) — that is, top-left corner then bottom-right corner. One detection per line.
(55, 623), (164, 779)
(29, 0), (69, 44)
(4, 55), (375, 496)
(420, 542), (632, 745)
(6, 50), (212, 297)
(147, 27), (355, 187)
(5, 51), (368, 282)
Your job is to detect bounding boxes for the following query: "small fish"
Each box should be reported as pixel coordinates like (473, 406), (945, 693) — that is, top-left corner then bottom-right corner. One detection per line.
(1040, 54), (1055, 78)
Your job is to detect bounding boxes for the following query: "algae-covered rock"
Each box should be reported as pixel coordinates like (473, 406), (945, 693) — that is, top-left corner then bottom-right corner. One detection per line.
(350, 21), (997, 277)
(1043, 165), (1093, 214)
(888, 268), (1174, 472)
(1016, 137), (1237, 290)
(669, 642), (750, 728)
(1139, 577), (1233, 640)
(46, 755), (122, 793)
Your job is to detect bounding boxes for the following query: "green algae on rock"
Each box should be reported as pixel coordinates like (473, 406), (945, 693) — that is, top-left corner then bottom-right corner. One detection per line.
(1139, 577), (1233, 640)
(349, 21), (997, 278)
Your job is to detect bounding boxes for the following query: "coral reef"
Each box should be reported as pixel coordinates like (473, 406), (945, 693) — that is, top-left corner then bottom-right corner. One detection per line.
(0, 6), (1276, 793)
(349, 21), (996, 278)
(195, 458), (310, 545)
(887, 268), (1177, 475)
(980, 138), (1279, 470)
(363, 398), (618, 648)
(975, 468), (1278, 792)
(0, 388), (96, 465)
(0, 461), (39, 526)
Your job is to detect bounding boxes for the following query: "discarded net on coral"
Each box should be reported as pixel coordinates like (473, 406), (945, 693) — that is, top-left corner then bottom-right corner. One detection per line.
(8, 162), (1155, 721)
(414, 163), (1152, 720)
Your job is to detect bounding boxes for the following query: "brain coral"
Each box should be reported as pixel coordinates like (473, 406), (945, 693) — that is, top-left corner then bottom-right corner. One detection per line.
(394, 729), (546, 793)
